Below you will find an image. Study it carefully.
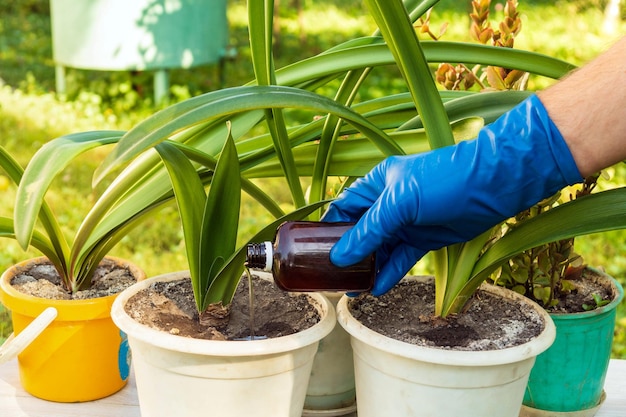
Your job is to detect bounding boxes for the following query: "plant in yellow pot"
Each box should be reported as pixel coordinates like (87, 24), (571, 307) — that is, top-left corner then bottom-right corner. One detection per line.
(0, 139), (159, 402)
(0, 256), (145, 402)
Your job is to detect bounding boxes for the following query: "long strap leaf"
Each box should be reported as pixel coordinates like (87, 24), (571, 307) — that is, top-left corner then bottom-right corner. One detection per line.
(0, 147), (66, 264)
(97, 86), (404, 179)
(198, 126), (241, 310)
(365, 0), (453, 151)
(445, 189), (626, 315)
(155, 142), (207, 310)
(249, 0), (306, 208)
(273, 40), (574, 89)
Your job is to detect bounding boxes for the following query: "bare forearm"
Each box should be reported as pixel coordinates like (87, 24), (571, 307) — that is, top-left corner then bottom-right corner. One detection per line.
(538, 36), (626, 177)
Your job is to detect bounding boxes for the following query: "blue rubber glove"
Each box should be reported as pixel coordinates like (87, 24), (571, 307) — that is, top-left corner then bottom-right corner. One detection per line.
(322, 94), (583, 296)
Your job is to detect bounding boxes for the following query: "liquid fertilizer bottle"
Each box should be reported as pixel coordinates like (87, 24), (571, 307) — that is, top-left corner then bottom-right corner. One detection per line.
(246, 221), (375, 292)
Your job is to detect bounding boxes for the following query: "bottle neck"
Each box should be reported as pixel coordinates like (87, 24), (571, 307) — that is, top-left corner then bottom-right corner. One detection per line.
(246, 242), (273, 271)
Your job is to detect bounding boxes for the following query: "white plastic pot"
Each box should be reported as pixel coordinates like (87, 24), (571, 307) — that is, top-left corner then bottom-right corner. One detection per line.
(303, 292), (357, 416)
(111, 271), (335, 417)
(336, 278), (556, 417)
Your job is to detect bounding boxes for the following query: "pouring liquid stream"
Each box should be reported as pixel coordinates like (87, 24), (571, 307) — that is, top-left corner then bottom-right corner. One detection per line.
(236, 266), (267, 341)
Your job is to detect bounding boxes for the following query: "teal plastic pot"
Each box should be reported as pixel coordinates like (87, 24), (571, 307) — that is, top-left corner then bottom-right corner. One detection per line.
(523, 268), (623, 412)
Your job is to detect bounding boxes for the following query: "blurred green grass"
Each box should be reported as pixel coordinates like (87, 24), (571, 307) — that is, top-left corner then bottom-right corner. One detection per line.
(1, 0), (626, 355)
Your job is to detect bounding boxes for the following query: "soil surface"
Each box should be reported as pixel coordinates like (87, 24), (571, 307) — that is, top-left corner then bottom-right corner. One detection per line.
(349, 270), (619, 351)
(10, 258), (137, 299)
(539, 267), (617, 314)
(348, 277), (546, 351)
(124, 274), (321, 341)
(12, 260), (615, 350)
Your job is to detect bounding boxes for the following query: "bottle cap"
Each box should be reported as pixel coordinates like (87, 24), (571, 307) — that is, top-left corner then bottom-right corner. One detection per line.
(246, 241), (273, 271)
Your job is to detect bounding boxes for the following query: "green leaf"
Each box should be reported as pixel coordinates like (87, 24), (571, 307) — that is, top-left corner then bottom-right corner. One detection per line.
(443, 188), (626, 315)
(561, 279), (576, 292)
(437, 228), (494, 317)
(160, 141), (286, 219)
(248, 0), (275, 86)
(0, 145), (25, 186)
(511, 267), (529, 284)
(14, 131), (123, 250)
(533, 286), (551, 305)
(95, 86), (404, 182)
(264, 108), (307, 208)
(0, 217), (62, 267)
(475, 189), (626, 277)
(198, 125), (241, 310)
(155, 141), (207, 309)
(269, 40), (571, 108)
(248, 0), (306, 208)
(512, 285), (526, 295)
(364, 0), (453, 149)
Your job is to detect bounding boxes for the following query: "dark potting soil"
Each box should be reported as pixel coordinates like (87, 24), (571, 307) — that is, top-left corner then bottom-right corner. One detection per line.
(123, 274), (321, 340)
(538, 267), (617, 314)
(347, 277), (546, 351)
(349, 269), (618, 351)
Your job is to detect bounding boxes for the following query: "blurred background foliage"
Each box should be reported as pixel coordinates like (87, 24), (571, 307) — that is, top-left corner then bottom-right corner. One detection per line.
(1, 0), (626, 354)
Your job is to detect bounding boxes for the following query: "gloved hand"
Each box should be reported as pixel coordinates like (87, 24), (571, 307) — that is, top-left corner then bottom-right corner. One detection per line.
(322, 94), (583, 296)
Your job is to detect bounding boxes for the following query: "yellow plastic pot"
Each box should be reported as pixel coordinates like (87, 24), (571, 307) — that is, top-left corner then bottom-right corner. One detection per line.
(0, 257), (146, 402)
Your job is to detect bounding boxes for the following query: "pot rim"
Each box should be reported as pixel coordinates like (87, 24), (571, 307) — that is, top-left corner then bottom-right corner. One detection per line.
(336, 275), (556, 367)
(547, 266), (624, 320)
(111, 270), (336, 356)
(0, 256), (146, 319)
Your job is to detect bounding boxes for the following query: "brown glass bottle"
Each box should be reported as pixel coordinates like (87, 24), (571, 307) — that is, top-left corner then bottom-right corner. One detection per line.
(246, 221), (375, 292)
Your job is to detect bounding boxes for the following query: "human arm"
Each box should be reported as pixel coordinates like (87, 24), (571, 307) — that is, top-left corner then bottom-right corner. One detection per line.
(322, 36), (625, 295)
(539, 36), (626, 177)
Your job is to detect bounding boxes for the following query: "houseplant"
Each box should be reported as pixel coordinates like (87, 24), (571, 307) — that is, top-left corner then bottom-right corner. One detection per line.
(0, 139), (150, 402)
(492, 175), (624, 416)
(109, 127), (339, 417)
(93, 0), (626, 416)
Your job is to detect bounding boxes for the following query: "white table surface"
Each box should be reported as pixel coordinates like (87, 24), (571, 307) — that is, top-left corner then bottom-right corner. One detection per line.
(1, 358), (626, 416)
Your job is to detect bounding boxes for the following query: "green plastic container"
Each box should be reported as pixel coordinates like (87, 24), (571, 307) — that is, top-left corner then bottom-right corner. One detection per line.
(523, 268), (624, 412)
(49, 0), (228, 103)
(50, 0), (228, 71)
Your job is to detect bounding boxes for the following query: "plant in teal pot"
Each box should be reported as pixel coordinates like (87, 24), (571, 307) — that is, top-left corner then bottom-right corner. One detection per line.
(492, 174), (624, 416)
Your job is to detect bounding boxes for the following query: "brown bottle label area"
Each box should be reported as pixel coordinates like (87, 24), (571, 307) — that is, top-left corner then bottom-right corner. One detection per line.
(272, 221), (375, 292)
